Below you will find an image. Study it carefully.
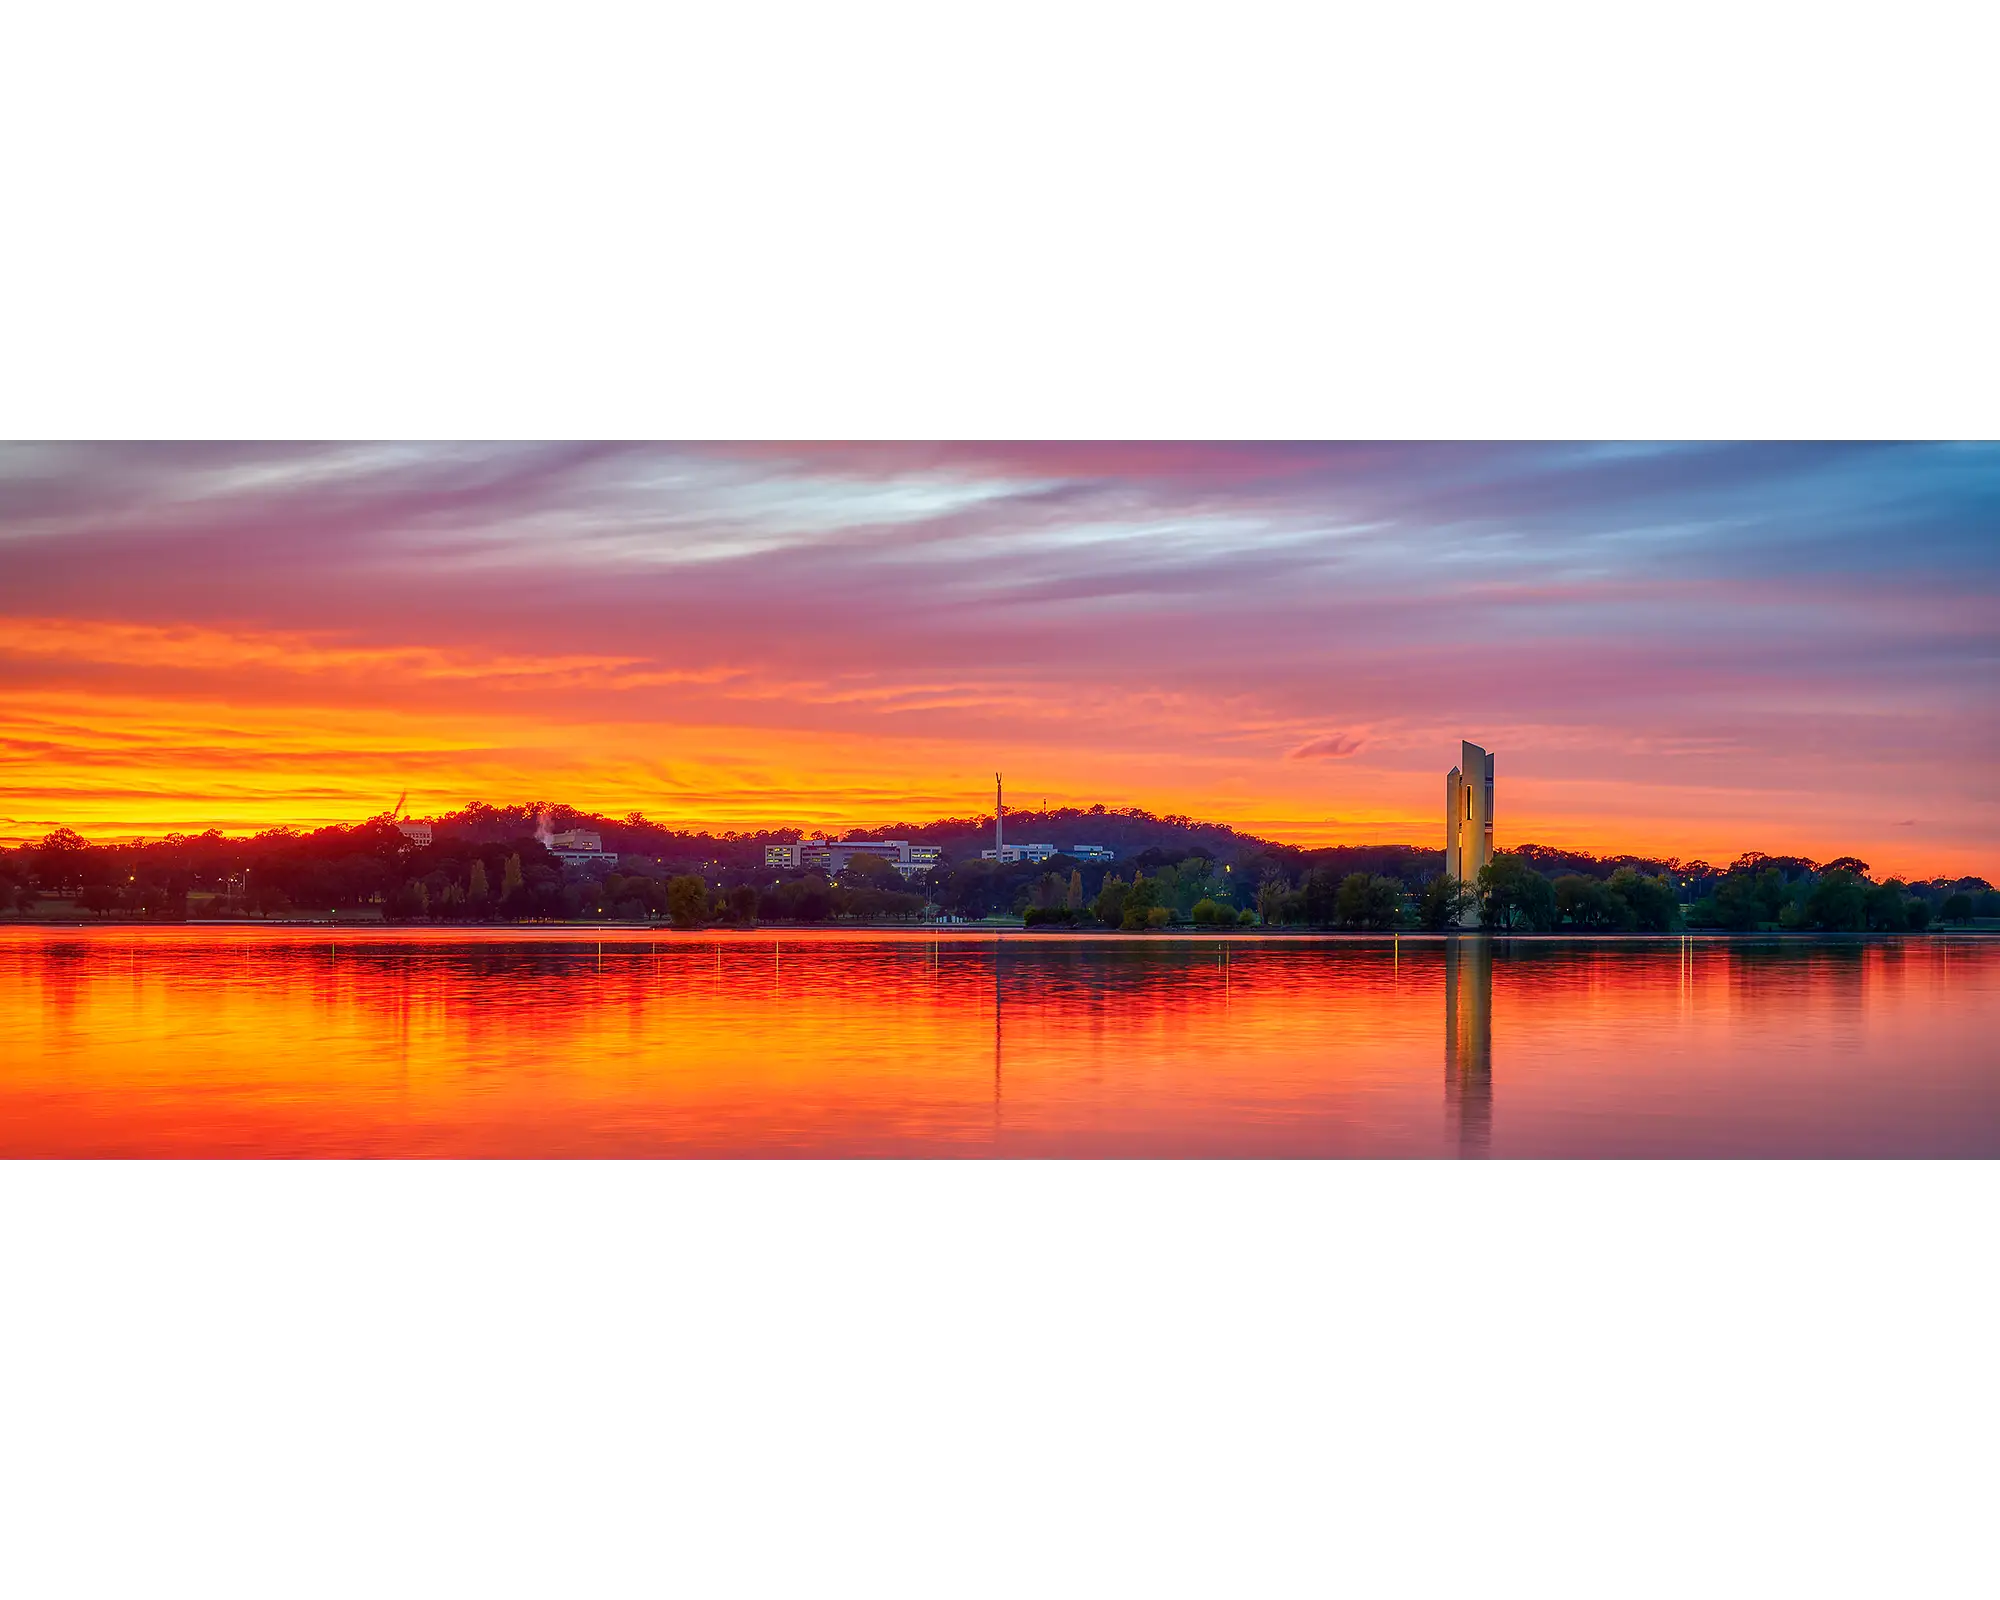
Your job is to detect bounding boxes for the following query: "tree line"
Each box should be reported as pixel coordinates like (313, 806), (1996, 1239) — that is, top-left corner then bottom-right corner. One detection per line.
(3, 816), (1993, 932)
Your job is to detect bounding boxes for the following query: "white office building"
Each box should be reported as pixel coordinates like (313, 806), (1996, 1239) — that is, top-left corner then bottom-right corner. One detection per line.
(981, 843), (1059, 864)
(980, 771), (1056, 863)
(549, 828), (619, 867)
(764, 839), (941, 881)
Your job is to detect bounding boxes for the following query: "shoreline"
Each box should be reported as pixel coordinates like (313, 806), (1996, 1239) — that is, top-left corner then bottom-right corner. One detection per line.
(0, 918), (1992, 941)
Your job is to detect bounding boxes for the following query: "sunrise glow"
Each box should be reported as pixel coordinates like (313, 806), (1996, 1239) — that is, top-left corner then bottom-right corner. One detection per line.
(2, 442), (1993, 876)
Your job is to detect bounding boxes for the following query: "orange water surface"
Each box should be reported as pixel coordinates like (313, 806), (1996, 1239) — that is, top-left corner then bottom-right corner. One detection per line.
(2, 927), (1995, 1157)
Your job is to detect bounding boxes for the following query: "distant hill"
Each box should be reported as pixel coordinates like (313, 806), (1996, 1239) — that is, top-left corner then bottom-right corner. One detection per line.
(258, 800), (1911, 890)
(427, 799), (1291, 871)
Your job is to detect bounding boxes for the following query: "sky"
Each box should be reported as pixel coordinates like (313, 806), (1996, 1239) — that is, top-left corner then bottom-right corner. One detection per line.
(0, 441), (1994, 877)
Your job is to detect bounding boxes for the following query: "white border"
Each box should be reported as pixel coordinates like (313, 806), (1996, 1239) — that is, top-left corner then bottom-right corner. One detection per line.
(2, 4), (1995, 438)
(1, 1162), (1992, 1596)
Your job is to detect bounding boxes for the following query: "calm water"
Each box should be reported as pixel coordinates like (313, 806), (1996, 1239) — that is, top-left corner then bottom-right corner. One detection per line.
(2, 926), (1995, 1157)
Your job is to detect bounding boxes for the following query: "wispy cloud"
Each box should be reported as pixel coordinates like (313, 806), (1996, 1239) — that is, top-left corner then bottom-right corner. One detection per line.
(0, 442), (1993, 873)
(1289, 733), (1367, 761)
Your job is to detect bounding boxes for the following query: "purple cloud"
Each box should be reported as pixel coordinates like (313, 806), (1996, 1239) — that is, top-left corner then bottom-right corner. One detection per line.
(1289, 733), (1367, 761)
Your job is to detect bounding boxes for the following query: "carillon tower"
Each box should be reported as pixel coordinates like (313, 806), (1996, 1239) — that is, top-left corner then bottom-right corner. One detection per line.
(1444, 740), (1495, 916)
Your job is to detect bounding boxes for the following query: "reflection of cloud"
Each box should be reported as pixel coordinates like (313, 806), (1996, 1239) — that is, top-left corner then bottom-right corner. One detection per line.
(1289, 733), (1365, 761)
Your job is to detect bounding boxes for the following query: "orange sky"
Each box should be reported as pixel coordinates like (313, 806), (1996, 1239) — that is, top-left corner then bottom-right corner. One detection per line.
(1, 442), (1993, 876)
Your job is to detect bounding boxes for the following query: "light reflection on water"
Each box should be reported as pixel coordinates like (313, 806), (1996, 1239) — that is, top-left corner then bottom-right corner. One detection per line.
(2, 927), (1995, 1157)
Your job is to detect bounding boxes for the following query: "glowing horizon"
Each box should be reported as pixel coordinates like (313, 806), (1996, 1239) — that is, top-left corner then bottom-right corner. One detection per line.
(2, 442), (1994, 877)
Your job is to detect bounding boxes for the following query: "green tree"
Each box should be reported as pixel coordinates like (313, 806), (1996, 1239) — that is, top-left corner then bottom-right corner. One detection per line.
(1711, 874), (1767, 931)
(1553, 874), (1628, 929)
(1190, 897), (1232, 926)
(384, 880), (429, 923)
(1804, 870), (1867, 931)
(1119, 872), (1163, 929)
(467, 858), (491, 911)
(1753, 867), (1788, 922)
(1336, 872), (1404, 930)
(1479, 854), (1556, 931)
(1066, 869), (1084, 912)
(1417, 874), (1473, 931)
(1300, 867), (1340, 926)
(1905, 899), (1933, 931)
(667, 874), (709, 929)
(502, 854), (524, 896)
(1864, 882), (1907, 931)
(1093, 873), (1129, 927)
(1941, 892), (1974, 924)
(1606, 867), (1679, 932)
(842, 853), (903, 889)
(1256, 871), (1290, 926)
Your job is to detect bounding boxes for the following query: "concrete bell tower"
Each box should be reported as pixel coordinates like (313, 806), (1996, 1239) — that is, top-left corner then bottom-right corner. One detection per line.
(1444, 740), (1495, 921)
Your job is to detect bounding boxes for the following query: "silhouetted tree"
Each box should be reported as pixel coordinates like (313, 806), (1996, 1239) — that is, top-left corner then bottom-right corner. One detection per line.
(1553, 874), (1630, 929)
(1864, 882), (1908, 931)
(1300, 867), (1340, 926)
(78, 884), (123, 917)
(1335, 873), (1405, 930)
(1805, 870), (1868, 931)
(35, 828), (92, 893)
(1479, 854), (1557, 931)
(1416, 875), (1474, 930)
(1606, 868), (1680, 932)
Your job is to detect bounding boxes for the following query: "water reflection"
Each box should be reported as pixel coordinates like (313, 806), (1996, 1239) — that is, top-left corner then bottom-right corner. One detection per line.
(0, 928), (1995, 1157)
(1444, 937), (1492, 1157)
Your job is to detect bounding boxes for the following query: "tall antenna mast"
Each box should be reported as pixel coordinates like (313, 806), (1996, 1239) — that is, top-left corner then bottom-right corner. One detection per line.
(995, 772), (1003, 858)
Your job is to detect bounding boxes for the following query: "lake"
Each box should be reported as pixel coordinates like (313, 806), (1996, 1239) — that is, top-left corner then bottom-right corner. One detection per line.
(2, 926), (1994, 1157)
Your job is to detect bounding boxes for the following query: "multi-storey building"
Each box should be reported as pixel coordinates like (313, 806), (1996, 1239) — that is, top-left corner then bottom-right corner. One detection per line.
(981, 843), (1059, 864)
(549, 828), (620, 867)
(764, 839), (941, 881)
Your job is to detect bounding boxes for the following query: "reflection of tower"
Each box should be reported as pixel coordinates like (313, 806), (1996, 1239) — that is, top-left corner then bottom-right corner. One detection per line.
(1444, 936), (1493, 1157)
(993, 934), (1003, 1141)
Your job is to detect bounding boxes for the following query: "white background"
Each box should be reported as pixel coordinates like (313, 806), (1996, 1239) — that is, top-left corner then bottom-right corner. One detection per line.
(2, 3), (1996, 1595)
